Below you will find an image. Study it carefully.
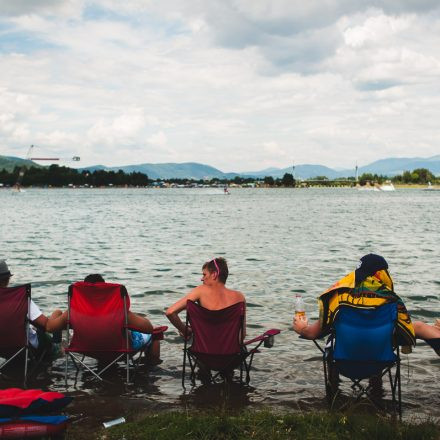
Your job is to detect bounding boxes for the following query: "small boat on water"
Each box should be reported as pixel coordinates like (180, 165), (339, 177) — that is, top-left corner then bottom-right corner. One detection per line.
(379, 181), (395, 191)
(423, 182), (440, 191)
(356, 181), (395, 192)
(11, 184), (26, 193)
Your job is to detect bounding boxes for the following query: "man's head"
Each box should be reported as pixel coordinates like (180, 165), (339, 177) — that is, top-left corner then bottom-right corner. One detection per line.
(84, 273), (105, 283)
(355, 254), (388, 283)
(0, 260), (12, 287)
(202, 257), (228, 284)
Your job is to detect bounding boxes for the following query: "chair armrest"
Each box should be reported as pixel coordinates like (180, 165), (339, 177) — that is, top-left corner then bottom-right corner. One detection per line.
(123, 325), (168, 341)
(152, 326), (168, 341)
(244, 329), (280, 346)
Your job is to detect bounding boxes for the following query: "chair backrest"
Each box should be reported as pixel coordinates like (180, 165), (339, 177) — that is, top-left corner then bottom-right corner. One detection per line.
(0, 285), (30, 351)
(333, 302), (398, 379)
(187, 300), (244, 355)
(67, 282), (130, 356)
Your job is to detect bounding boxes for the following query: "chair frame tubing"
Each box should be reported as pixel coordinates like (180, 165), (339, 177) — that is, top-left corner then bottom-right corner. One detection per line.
(181, 311), (260, 388)
(64, 285), (142, 387)
(0, 284), (31, 387)
(317, 334), (402, 420)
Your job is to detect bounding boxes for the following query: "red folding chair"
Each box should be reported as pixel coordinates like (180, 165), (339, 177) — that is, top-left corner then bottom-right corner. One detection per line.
(0, 284), (31, 385)
(64, 281), (166, 384)
(182, 300), (280, 387)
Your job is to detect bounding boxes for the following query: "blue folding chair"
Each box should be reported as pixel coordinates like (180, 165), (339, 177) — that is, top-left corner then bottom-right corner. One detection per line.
(315, 302), (402, 418)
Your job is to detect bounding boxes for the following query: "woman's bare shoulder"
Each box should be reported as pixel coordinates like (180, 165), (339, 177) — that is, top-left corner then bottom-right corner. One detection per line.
(227, 287), (246, 302)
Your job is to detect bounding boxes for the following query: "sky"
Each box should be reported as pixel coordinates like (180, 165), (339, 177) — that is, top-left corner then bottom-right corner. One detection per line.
(1, 1), (440, 172)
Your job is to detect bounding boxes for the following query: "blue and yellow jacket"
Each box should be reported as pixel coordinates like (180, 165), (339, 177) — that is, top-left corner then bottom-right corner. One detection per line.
(318, 270), (416, 348)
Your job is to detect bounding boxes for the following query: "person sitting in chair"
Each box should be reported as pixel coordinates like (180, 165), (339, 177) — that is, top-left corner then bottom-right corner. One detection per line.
(292, 254), (440, 356)
(46, 274), (161, 362)
(0, 260), (62, 358)
(166, 257), (246, 340)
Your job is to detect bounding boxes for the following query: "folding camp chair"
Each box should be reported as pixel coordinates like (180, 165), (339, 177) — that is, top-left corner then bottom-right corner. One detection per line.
(314, 302), (402, 418)
(0, 284), (31, 385)
(64, 281), (166, 385)
(182, 300), (280, 387)
(0, 284), (50, 386)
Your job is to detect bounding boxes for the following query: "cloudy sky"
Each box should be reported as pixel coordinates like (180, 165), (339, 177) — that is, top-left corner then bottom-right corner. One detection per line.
(1, 1), (440, 171)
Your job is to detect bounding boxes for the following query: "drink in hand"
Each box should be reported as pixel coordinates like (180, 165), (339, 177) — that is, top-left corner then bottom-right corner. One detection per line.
(294, 295), (306, 318)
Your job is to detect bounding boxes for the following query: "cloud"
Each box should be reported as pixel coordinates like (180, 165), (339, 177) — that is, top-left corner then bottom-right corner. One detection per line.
(343, 13), (411, 48)
(0, 0), (82, 17)
(147, 131), (167, 147)
(2, 1), (440, 171)
(87, 111), (146, 145)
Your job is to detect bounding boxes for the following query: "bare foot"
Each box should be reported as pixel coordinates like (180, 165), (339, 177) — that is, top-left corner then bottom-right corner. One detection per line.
(434, 319), (440, 330)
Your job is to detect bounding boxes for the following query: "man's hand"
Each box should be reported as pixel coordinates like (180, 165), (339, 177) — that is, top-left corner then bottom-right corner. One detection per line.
(293, 314), (309, 335)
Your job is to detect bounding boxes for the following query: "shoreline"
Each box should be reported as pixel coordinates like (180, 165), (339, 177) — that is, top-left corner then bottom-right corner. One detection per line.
(0, 183), (436, 189)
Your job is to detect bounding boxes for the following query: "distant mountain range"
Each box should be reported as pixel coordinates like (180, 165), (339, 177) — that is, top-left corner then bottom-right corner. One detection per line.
(65, 155), (440, 179)
(0, 155), (43, 172)
(83, 162), (239, 180)
(1, 154), (439, 179)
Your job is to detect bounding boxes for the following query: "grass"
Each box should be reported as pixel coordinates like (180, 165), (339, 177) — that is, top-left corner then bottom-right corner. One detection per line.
(66, 410), (440, 440)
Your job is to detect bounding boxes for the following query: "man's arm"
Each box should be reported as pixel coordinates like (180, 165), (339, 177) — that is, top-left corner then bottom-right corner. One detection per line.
(45, 310), (68, 332)
(32, 314), (48, 331)
(28, 300), (48, 331)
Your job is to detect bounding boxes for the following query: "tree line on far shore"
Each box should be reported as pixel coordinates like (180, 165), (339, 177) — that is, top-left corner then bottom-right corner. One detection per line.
(0, 165), (438, 188)
(0, 165), (149, 187)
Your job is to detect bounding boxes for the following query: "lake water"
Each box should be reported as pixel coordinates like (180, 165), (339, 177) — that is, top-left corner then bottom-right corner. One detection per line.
(1, 187), (439, 421)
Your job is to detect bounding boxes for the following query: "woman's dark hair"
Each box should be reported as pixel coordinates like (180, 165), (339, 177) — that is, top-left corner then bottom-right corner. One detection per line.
(84, 273), (105, 283)
(202, 257), (228, 284)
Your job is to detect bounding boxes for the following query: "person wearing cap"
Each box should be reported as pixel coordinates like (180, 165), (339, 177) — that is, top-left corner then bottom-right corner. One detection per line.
(165, 257), (246, 339)
(0, 260), (62, 355)
(293, 254), (440, 355)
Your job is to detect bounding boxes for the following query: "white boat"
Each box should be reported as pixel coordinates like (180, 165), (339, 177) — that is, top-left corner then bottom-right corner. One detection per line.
(379, 181), (395, 191)
(11, 184), (26, 193)
(423, 182), (440, 191)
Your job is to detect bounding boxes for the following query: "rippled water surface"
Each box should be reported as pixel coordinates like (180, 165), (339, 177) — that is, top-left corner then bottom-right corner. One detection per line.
(1, 187), (439, 420)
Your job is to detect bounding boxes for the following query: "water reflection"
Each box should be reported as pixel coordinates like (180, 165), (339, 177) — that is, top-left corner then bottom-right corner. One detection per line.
(179, 382), (255, 410)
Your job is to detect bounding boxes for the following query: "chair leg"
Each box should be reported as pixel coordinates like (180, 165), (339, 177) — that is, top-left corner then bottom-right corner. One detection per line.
(65, 352), (69, 388)
(396, 362), (402, 420)
(23, 346), (29, 388)
(325, 357), (339, 405)
(386, 365), (402, 420)
(0, 347), (26, 371)
(126, 352), (130, 384)
(182, 349), (187, 389)
(187, 355), (196, 386)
